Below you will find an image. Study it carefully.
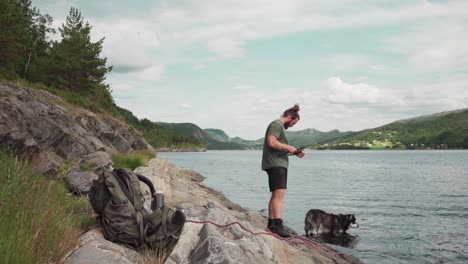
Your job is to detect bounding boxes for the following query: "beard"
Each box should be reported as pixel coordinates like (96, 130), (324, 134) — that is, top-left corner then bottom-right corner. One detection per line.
(284, 121), (293, 129)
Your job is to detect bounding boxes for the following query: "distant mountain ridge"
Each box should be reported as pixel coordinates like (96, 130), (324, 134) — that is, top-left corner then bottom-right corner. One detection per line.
(327, 108), (468, 149)
(158, 123), (252, 150)
(157, 108), (468, 150)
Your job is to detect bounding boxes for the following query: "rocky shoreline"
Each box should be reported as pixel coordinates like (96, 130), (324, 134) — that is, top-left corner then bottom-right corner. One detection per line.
(64, 157), (362, 264)
(1, 82), (362, 263)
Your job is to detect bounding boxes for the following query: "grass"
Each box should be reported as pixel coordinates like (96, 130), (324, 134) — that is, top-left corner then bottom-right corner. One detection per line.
(112, 150), (156, 170)
(79, 161), (93, 172)
(0, 151), (94, 264)
(140, 249), (166, 264)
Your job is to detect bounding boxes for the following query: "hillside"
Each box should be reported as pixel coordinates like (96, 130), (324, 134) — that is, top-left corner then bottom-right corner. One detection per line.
(158, 123), (251, 150)
(286, 129), (354, 147)
(320, 109), (468, 150)
(157, 108), (468, 151)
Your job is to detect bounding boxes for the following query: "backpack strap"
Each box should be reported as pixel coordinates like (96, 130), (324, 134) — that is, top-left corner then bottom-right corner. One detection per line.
(129, 171), (145, 247)
(106, 169), (145, 247)
(105, 173), (130, 204)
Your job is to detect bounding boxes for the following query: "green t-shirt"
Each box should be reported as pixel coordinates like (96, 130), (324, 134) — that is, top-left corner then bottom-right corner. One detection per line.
(261, 119), (289, 170)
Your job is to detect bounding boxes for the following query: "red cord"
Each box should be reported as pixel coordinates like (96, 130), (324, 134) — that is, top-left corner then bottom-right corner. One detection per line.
(186, 219), (343, 256)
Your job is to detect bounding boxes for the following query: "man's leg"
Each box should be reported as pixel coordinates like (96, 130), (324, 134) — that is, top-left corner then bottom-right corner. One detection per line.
(268, 189), (286, 219)
(267, 189), (290, 237)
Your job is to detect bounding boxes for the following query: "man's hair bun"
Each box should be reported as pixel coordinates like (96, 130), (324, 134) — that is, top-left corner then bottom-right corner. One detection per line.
(283, 104), (300, 119)
(290, 104), (300, 112)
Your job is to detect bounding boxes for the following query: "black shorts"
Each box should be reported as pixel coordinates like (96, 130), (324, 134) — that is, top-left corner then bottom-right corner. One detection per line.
(266, 167), (288, 192)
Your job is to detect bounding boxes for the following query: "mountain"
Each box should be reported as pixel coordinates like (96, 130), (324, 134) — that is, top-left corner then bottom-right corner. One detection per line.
(204, 128), (230, 142)
(156, 108), (468, 150)
(326, 108), (468, 149)
(286, 129), (354, 147)
(204, 129), (263, 148)
(157, 123), (250, 150)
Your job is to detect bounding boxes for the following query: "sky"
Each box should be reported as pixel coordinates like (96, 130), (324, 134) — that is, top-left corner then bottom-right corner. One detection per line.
(34, 0), (468, 139)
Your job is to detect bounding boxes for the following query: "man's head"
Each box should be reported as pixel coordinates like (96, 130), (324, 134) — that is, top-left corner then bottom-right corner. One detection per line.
(282, 104), (300, 129)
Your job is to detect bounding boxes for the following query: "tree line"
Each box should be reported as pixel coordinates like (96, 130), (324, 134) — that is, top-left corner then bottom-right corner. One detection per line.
(0, 0), (113, 108)
(0, 0), (205, 150)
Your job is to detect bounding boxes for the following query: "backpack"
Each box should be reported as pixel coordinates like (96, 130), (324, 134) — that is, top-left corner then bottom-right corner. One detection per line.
(89, 168), (185, 254)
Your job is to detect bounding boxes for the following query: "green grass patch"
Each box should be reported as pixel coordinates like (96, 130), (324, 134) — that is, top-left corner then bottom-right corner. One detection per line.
(0, 151), (94, 264)
(112, 150), (155, 170)
(79, 161), (93, 172)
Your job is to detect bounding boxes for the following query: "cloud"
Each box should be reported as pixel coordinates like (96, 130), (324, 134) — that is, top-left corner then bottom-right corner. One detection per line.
(324, 77), (405, 107)
(151, 0), (468, 57)
(180, 103), (192, 109)
(205, 36), (245, 58)
(90, 18), (159, 71)
(386, 20), (468, 70)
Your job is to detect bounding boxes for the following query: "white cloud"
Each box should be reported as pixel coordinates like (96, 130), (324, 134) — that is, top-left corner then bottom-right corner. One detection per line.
(324, 77), (405, 107)
(90, 18), (159, 71)
(131, 64), (164, 81)
(205, 36), (245, 58)
(180, 103), (192, 109)
(152, 0), (468, 58)
(386, 21), (468, 70)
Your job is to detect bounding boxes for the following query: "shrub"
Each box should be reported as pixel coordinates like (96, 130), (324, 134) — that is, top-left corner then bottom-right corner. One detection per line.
(0, 151), (93, 263)
(112, 150), (155, 170)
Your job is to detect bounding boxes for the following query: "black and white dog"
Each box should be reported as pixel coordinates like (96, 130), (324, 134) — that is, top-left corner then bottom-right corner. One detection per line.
(304, 209), (358, 236)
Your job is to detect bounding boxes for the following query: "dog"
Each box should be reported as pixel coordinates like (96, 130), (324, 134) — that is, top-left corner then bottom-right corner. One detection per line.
(304, 209), (358, 237)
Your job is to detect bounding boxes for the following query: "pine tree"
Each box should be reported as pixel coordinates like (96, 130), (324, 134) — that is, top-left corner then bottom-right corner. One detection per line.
(0, 0), (31, 75)
(49, 7), (112, 96)
(0, 0), (54, 80)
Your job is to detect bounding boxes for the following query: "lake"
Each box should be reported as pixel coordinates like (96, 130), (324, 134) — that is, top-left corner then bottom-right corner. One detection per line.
(159, 150), (468, 263)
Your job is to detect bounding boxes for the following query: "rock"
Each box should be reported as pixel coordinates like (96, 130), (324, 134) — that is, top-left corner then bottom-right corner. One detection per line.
(0, 82), (154, 175)
(82, 151), (112, 170)
(64, 171), (98, 194)
(63, 229), (140, 264)
(177, 202), (195, 210)
(142, 157), (363, 264)
(28, 151), (64, 176)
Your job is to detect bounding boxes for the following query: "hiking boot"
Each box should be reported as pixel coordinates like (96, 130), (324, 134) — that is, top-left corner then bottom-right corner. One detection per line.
(268, 225), (291, 238)
(267, 219), (291, 238)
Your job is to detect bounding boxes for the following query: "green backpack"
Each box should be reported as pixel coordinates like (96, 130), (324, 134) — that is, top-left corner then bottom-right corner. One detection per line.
(89, 168), (185, 253)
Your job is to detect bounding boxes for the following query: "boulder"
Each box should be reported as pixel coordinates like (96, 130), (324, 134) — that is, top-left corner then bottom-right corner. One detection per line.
(82, 151), (112, 170)
(63, 229), (139, 264)
(64, 171), (98, 194)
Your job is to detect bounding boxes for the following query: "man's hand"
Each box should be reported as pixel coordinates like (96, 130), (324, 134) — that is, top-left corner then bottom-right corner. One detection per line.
(286, 145), (297, 155)
(296, 151), (305, 158)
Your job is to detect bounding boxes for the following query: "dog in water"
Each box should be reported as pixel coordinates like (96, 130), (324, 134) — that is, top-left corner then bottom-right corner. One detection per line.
(304, 209), (358, 236)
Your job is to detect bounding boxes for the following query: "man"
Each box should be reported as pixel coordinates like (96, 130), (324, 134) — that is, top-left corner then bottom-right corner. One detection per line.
(262, 104), (305, 237)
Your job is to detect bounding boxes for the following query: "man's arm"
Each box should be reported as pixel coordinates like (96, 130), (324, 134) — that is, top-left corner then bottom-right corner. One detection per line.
(267, 135), (297, 154)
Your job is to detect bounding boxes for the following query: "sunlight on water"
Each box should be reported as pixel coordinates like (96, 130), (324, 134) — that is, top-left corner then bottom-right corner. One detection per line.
(159, 150), (468, 263)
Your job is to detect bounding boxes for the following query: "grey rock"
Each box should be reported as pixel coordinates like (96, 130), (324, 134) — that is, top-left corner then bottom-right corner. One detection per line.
(0, 82), (154, 175)
(63, 229), (140, 264)
(82, 151), (112, 170)
(64, 171), (98, 194)
(176, 202), (195, 210)
(144, 157), (363, 264)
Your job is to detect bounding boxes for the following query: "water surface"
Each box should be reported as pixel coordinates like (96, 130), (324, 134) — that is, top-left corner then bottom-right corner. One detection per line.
(159, 150), (468, 263)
